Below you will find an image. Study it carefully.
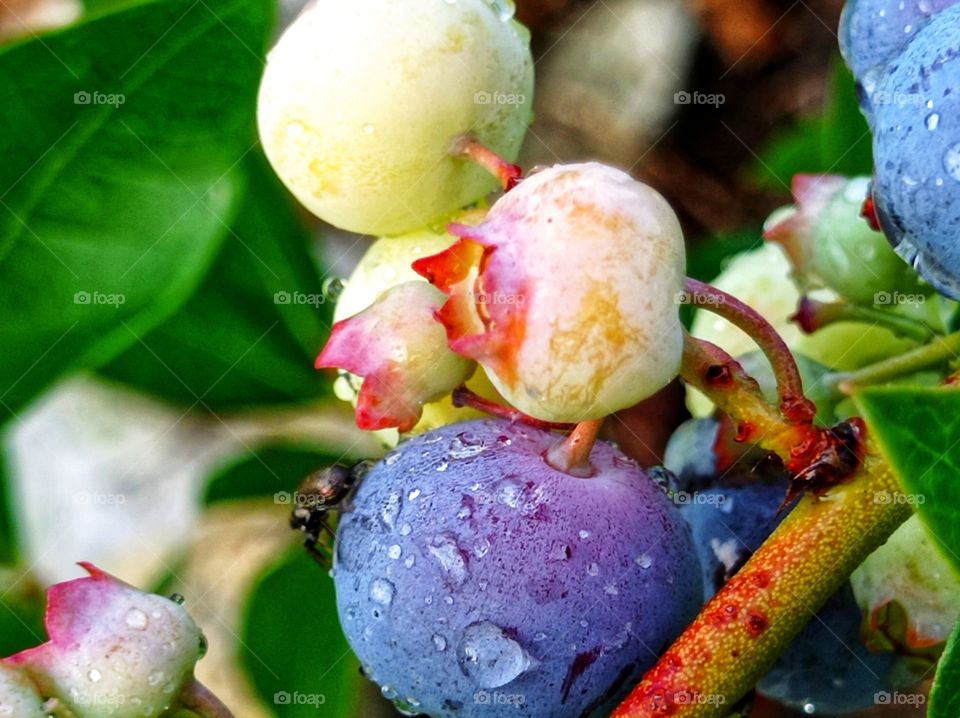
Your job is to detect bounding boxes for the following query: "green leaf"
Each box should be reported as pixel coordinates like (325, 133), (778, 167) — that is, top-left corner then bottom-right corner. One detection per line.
(100, 154), (333, 410)
(203, 443), (347, 506)
(0, 0), (273, 419)
(241, 548), (362, 718)
(855, 387), (960, 575)
(0, 568), (46, 656)
(0, 445), (16, 564)
(930, 620), (960, 718)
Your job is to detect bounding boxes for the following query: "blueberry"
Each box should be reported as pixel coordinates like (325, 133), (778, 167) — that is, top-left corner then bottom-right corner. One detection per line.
(871, 5), (960, 298)
(679, 468), (910, 713)
(333, 419), (703, 717)
(840, 0), (959, 119)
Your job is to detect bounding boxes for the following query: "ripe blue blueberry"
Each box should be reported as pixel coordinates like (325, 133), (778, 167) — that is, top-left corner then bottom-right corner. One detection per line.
(677, 449), (911, 713)
(871, 5), (960, 298)
(840, 0), (959, 119)
(332, 419), (703, 717)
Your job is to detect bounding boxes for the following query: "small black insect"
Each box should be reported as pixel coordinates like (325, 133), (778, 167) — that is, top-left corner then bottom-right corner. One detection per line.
(289, 461), (372, 565)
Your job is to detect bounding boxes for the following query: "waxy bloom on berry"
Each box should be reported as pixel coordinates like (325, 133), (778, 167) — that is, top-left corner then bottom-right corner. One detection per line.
(414, 162), (686, 423)
(257, 0), (534, 236)
(318, 282), (475, 432)
(4, 563), (205, 718)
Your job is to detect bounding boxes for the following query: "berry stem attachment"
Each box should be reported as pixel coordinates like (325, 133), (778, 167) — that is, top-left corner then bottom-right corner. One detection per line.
(678, 332), (814, 466)
(451, 136), (523, 190)
(177, 679), (236, 718)
(544, 419), (604, 478)
(684, 278), (815, 423)
(823, 329), (960, 395)
(793, 296), (936, 343)
(451, 386), (575, 431)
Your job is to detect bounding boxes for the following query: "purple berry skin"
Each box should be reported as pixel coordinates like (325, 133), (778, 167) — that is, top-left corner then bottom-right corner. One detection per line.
(840, 0), (959, 120)
(332, 419), (703, 718)
(871, 4), (960, 298)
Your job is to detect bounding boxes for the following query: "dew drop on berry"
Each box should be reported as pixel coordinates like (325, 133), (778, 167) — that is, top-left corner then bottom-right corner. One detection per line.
(125, 608), (149, 630)
(425, 533), (469, 587)
(457, 621), (532, 688)
(387, 544), (402, 560)
(433, 634), (448, 652)
(369, 578), (396, 606)
(943, 143), (960, 181)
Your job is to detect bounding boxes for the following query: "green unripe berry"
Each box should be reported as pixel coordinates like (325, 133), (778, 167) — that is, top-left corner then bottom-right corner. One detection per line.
(257, 0), (534, 236)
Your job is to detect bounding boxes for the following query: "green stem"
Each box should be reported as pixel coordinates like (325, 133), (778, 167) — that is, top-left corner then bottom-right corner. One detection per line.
(824, 330), (960, 395)
(794, 296), (936, 343)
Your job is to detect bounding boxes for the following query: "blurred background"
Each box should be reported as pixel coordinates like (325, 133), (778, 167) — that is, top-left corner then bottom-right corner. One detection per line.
(0, 0), (922, 715)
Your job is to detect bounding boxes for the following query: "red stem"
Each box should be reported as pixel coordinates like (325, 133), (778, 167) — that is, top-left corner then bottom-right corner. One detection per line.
(544, 419), (604, 478)
(451, 385), (574, 431)
(451, 136), (523, 191)
(684, 278), (815, 424)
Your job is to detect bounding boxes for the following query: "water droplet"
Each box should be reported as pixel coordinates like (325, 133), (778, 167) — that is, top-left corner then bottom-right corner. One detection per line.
(927, 113), (940, 130)
(404, 555), (416, 568)
(88, 669), (102, 683)
(449, 433), (486, 459)
(125, 609), (148, 630)
(548, 542), (572, 562)
(803, 702), (816, 714)
(147, 670), (164, 686)
(444, 595), (454, 605)
(168, 593), (185, 605)
(387, 544), (402, 559)
(579, 620), (588, 628)
(457, 622), (533, 688)
(400, 523), (412, 536)
(943, 143), (960, 181)
(496, 478), (523, 508)
(426, 533), (469, 587)
(321, 277), (346, 301)
(635, 554), (653, 569)
(587, 563), (600, 577)
(579, 530), (590, 540)
(384, 450), (402, 466)
(604, 583), (619, 596)
(425, 596), (433, 605)
(496, 435), (512, 446)
(380, 492), (402, 529)
(487, 0), (516, 21)
(433, 633), (448, 651)
(393, 696), (422, 716)
(408, 488), (421, 501)
(381, 685), (398, 701)
(436, 460), (449, 472)
(370, 578), (396, 606)
(533, 631), (548, 642)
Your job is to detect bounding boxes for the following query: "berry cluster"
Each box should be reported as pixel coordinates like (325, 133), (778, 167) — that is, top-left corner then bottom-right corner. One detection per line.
(258, 1), (959, 717)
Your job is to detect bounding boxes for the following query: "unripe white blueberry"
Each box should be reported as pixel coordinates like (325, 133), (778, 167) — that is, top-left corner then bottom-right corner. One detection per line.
(0, 664), (46, 717)
(6, 564), (204, 718)
(417, 162), (686, 422)
(257, 0), (534, 236)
